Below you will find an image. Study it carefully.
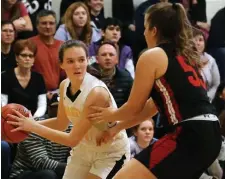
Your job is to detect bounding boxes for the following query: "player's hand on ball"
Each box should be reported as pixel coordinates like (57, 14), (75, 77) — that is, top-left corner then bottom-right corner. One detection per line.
(7, 109), (36, 132)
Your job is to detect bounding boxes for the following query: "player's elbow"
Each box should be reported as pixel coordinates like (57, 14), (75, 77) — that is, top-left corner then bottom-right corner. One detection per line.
(68, 140), (78, 148)
(67, 137), (80, 148)
(58, 124), (68, 132)
(56, 120), (70, 131)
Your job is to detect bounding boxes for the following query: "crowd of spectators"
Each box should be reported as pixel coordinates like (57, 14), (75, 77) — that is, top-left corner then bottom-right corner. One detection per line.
(1, 0), (225, 179)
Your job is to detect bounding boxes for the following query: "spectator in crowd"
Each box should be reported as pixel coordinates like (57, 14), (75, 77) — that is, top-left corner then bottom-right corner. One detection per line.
(103, 0), (146, 46)
(193, 28), (220, 101)
(60, 0), (85, 21)
(89, 17), (135, 78)
(21, 0), (52, 38)
(212, 82), (225, 123)
(2, 0), (33, 38)
(129, 118), (157, 158)
(55, 2), (101, 44)
(91, 41), (133, 108)
(1, 21), (17, 72)
(1, 140), (11, 179)
(86, 0), (105, 29)
(9, 124), (72, 179)
(92, 41), (133, 138)
(206, 7), (225, 82)
(30, 10), (65, 106)
(188, 0), (207, 24)
(1, 39), (47, 119)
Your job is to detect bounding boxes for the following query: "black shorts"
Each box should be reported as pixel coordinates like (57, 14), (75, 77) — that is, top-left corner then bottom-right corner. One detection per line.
(134, 120), (221, 179)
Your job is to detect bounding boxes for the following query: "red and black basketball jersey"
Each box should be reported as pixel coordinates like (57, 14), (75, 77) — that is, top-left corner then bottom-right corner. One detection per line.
(151, 43), (216, 126)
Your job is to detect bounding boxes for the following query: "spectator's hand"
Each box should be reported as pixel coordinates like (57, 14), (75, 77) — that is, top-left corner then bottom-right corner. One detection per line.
(13, 18), (26, 31)
(7, 109), (37, 132)
(128, 24), (136, 31)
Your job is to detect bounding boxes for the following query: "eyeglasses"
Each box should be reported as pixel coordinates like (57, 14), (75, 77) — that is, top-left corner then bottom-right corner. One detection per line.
(19, 53), (34, 58)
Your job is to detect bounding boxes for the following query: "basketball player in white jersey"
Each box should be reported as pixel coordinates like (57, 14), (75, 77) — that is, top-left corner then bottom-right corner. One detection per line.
(8, 40), (130, 179)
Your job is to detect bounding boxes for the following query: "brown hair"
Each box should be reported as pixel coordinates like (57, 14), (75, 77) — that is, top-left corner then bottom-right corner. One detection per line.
(192, 27), (206, 49)
(132, 118), (155, 132)
(2, 1), (22, 21)
(58, 40), (101, 78)
(62, 2), (92, 45)
(14, 39), (37, 56)
(97, 41), (117, 55)
(192, 27), (209, 67)
(1, 21), (17, 40)
(145, 2), (200, 66)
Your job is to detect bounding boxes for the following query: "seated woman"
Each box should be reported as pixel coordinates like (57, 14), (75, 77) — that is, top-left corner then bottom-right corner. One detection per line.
(54, 2), (101, 45)
(193, 28), (220, 102)
(86, 0), (105, 29)
(1, 39), (47, 119)
(1, 21), (17, 72)
(129, 118), (157, 158)
(1, 0), (33, 37)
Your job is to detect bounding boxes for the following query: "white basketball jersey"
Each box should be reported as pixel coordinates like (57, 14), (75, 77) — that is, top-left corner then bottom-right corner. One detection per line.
(63, 73), (128, 151)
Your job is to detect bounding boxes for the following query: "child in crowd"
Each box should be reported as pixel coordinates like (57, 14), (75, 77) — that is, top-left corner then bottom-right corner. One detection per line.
(129, 118), (157, 158)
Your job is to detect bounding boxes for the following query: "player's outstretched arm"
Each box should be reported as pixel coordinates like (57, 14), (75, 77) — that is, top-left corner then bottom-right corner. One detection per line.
(7, 86), (111, 147)
(38, 80), (70, 131)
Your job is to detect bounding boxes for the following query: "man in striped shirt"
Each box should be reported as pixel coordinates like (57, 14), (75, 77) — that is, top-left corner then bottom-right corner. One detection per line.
(9, 124), (72, 179)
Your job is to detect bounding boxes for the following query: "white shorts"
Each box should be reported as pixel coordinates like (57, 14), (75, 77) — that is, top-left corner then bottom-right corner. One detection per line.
(62, 143), (130, 179)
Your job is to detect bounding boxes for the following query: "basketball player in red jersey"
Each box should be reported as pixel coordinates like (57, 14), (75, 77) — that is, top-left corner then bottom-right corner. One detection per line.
(88, 2), (222, 179)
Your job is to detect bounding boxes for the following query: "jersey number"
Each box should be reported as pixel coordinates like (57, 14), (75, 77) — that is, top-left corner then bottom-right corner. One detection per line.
(177, 56), (206, 89)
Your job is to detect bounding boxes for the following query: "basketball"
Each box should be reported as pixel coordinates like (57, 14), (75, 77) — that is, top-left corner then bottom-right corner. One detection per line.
(1, 103), (30, 143)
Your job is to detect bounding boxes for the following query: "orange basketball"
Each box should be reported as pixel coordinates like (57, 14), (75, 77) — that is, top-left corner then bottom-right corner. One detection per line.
(1, 103), (30, 143)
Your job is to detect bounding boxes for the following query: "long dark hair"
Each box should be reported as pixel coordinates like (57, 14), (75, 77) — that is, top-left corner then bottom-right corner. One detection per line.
(2, 1), (21, 21)
(145, 2), (200, 66)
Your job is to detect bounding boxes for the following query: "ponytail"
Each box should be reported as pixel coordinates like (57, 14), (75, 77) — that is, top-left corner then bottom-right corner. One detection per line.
(145, 2), (201, 67)
(174, 3), (200, 67)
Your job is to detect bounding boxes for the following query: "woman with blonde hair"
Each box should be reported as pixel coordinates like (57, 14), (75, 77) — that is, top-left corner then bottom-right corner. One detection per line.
(55, 2), (101, 45)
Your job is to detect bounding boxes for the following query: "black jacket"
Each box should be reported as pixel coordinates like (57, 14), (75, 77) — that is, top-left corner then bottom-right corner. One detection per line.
(206, 7), (225, 49)
(91, 63), (133, 107)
